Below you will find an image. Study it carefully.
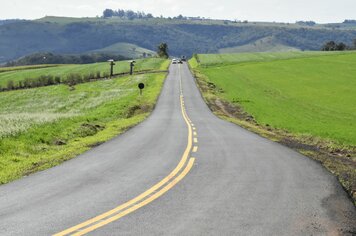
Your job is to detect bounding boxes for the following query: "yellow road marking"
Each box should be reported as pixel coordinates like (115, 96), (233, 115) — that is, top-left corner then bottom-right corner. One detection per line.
(72, 158), (195, 236)
(54, 59), (195, 236)
(194, 138), (198, 143)
(193, 132), (197, 136)
(192, 146), (198, 153)
(193, 127), (196, 130)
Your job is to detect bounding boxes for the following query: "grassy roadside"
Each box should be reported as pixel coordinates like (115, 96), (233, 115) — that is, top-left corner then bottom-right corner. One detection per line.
(189, 53), (356, 204)
(0, 60), (169, 184)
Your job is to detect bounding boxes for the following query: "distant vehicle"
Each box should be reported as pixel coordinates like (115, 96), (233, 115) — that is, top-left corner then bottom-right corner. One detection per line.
(178, 59), (183, 64)
(172, 59), (178, 64)
(181, 56), (186, 62)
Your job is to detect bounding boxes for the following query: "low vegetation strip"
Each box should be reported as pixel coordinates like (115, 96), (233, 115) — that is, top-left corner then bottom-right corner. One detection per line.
(189, 51), (356, 203)
(0, 59), (168, 184)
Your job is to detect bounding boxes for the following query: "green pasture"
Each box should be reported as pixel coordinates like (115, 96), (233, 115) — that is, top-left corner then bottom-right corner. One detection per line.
(194, 51), (351, 67)
(191, 52), (356, 146)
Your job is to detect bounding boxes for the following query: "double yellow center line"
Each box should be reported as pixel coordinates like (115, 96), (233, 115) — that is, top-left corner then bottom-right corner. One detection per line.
(54, 64), (197, 236)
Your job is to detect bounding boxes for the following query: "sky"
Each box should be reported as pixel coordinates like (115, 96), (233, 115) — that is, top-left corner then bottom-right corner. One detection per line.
(0, 0), (355, 23)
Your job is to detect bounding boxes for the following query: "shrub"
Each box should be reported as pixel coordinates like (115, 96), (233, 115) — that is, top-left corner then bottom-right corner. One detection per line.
(102, 72), (109, 78)
(54, 76), (61, 84)
(7, 80), (15, 90)
(38, 75), (48, 86)
(65, 73), (83, 86)
(88, 73), (95, 80)
(96, 71), (101, 79)
(23, 78), (32, 88)
(47, 75), (54, 85)
(83, 74), (90, 82)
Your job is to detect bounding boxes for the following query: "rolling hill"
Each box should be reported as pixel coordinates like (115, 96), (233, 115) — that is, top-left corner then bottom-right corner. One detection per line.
(218, 36), (300, 53)
(89, 42), (156, 58)
(0, 16), (355, 63)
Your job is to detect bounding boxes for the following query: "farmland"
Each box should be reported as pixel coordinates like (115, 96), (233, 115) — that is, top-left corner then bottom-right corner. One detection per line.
(0, 58), (167, 88)
(0, 59), (168, 184)
(189, 51), (356, 198)
(194, 50), (351, 67)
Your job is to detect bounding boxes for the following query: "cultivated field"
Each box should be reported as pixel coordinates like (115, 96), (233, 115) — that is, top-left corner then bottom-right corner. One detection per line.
(0, 59), (168, 184)
(193, 51), (351, 67)
(189, 51), (356, 200)
(0, 58), (167, 88)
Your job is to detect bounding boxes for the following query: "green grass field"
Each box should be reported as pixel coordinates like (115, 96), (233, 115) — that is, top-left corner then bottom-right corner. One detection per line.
(190, 51), (356, 201)
(191, 52), (356, 146)
(0, 58), (166, 88)
(0, 59), (168, 184)
(194, 51), (351, 67)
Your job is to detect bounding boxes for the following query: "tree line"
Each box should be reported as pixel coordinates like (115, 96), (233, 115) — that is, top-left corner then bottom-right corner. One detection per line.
(343, 20), (356, 24)
(102, 9), (205, 21)
(103, 9), (154, 19)
(322, 39), (356, 51)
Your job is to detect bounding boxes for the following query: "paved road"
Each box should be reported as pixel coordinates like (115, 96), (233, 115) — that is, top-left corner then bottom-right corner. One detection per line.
(0, 64), (355, 235)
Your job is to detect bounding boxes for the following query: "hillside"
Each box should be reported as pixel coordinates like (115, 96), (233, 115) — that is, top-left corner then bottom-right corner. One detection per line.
(0, 16), (355, 63)
(89, 42), (156, 58)
(218, 36), (300, 53)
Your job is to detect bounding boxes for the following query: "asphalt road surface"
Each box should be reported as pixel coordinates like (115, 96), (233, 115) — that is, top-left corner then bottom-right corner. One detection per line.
(0, 63), (355, 235)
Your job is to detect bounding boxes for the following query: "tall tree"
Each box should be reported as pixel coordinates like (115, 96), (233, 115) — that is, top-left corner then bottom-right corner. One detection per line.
(336, 42), (347, 51)
(157, 43), (169, 58)
(117, 9), (125, 18)
(353, 39), (356, 49)
(322, 41), (337, 51)
(103, 9), (114, 18)
(126, 10), (136, 20)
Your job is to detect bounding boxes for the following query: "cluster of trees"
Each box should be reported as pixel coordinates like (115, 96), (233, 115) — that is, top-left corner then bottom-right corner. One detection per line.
(102, 9), (209, 22)
(296, 21), (316, 26)
(322, 39), (356, 51)
(103, 9), (154, 19)
(0, 71), (107, 92)
(5, 52), (128, 67)
(343, 20), (356, 24)
(157, 43), (169, 58)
